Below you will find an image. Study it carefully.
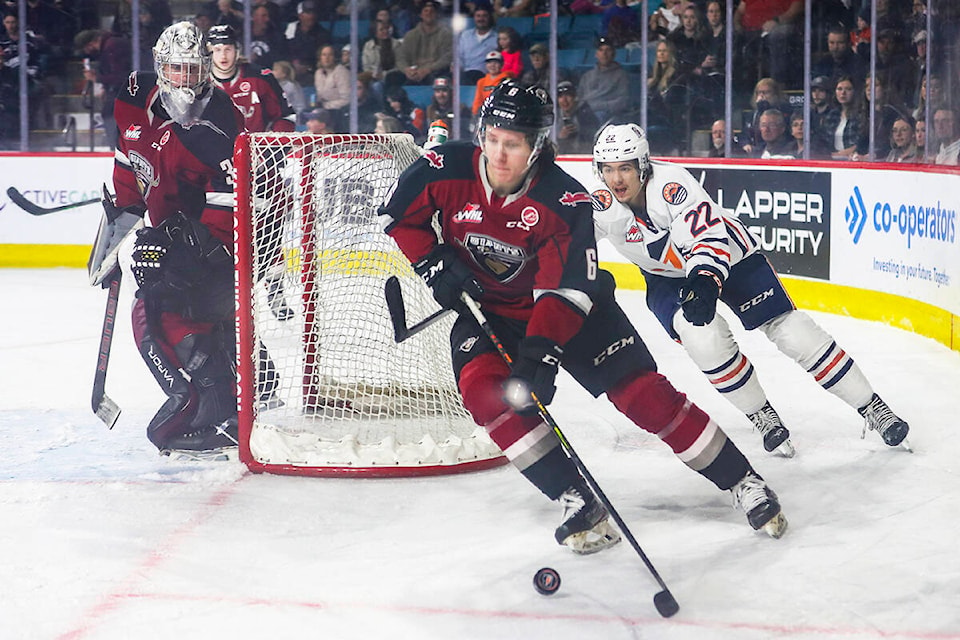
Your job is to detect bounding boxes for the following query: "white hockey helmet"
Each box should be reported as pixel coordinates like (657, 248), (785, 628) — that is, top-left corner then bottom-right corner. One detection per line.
(592, 123), (651, 185)
(153, 21), (213, 125)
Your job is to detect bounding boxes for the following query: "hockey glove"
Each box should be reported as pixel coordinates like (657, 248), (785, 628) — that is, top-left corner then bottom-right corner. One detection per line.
(413, 244), (483, 311)
(679, 270), (722, 326)
(131, 226), (172, 290)
(502, 337), (563, 415)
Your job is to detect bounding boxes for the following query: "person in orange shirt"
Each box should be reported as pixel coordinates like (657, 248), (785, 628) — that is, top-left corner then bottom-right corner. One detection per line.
(472, 50), (511, 115)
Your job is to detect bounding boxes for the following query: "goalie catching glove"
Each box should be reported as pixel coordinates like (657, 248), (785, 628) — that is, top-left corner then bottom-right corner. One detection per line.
(131, 213), (232, 296)
(413, 244), (483, 311)
(679, 270), (722, 326)
(502, 337), (563, 415)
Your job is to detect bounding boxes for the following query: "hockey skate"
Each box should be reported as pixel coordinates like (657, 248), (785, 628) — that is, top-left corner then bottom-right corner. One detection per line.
(554, 484), (621, 554)
(730, 471), (788, 538)
(748, 402), (796, 457)
(161, 418), (239, 454)
(859, 394), (911, 450)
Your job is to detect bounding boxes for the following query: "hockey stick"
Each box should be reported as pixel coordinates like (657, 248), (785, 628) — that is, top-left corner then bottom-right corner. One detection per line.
(384, 275), (453, 342)
(5, 187), (101, 216)
(459, 292), (680, 619)
(92, 269), (122, 429)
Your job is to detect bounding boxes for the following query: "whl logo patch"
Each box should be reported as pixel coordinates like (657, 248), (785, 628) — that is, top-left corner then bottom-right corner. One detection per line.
(844, 186), (868, 244)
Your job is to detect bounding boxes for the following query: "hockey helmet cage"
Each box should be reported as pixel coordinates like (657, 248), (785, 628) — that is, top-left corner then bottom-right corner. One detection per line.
(207, 24), (238, 47)
(592, 123), (651, 185)
(153, 21), (213, 125)
(478, 80), (554, 167)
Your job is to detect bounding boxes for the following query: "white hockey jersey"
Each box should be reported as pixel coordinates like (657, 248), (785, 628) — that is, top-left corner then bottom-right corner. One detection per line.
(591, 160), (760, 282)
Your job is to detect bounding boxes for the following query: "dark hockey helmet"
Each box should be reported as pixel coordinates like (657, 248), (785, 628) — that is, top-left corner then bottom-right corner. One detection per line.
(477, 80), (554, 165)
(207, 24), (239, 47)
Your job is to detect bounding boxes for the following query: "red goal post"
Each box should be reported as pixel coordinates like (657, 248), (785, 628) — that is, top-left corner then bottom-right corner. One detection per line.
(234, 132), (505, 477)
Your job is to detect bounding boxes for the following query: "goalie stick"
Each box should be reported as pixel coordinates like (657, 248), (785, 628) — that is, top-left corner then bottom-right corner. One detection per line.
(5, 186), (100, 216)
(92, 269), (122, 429)
(458, 292), (681, 619)
(384, 275), (452, 342)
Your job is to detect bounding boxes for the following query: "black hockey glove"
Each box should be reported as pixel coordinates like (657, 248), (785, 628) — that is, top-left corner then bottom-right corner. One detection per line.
(131, 226), (172, 290)
(502, 337), (563, 415)
(679, 270), (722, 326)
(413, 244), (483, 311)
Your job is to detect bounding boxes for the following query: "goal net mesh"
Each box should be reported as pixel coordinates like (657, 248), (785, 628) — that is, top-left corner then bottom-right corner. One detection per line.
(235, 133), (503, 476)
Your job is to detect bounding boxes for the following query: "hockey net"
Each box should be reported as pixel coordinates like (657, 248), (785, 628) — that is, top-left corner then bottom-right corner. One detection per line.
(234, 133), (504, 477)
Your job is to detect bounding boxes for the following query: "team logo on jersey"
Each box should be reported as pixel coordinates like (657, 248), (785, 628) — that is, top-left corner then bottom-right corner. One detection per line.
(521, 206), (539, 226)
(239, 81), (251, 93)
(128, 150), (160, 198)
(453, 203), (483, 224)
(423, 150), (444, 169)
(459, 336), (479, 352)
(123, 125), (142, 140)
(127, 72), (139, 96)
(464, 233), (526, 282)
(625, 223), (644, 243)
(260, 68), (272, 76)
(157, 130), (170, 147)
(662, 182), (688, 205)
(559, 190), (591, 206)
(591, 189), (612, 211)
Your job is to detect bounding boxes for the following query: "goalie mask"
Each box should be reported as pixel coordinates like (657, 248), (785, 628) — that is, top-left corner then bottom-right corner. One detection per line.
(592, 123), (651, 186)
(477, 80), (554, 169)
(154, 21), (213, 126)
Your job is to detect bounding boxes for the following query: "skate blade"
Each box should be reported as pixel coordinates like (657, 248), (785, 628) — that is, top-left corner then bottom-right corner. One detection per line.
(774, 439), (796, 458)
(160, 447), (238, 462)
(762, 512), (788, 539)
(562, 520), (622, 555)
(898, 437), (914, 453)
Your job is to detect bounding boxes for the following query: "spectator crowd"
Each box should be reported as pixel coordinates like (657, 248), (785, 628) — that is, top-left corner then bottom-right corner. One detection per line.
(3, 0), (960, 165)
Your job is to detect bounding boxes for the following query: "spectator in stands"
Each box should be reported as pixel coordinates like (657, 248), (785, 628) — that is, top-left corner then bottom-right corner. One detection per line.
(521, 42), (570, 92)
(747, 108), (795, 158)
(702, 0), (726, 74)
(909, 29), (926, 109)
(857, 71), (907, 161)
(821, 74), (863, 160)
(808, 75), (835, 158)
(496, 25), (523, 78)
(884, 115), (920, 162)
(493, 0), (537, 18)
(933, 107), (960, 165)
(382, 85), (426, 141)
(668, 2), (707, 76)
(374, 112), (403, 133)
(426, 75), (470, 131)
(849, 6), (870, 60)
(112, 0), (171, 70)
(578, 36), (630, 123)
(304, 106), (335, 133)
(286, 1), (331, 86)
(351, 71), (382, 133)
(24, 0), (73, 77)
(208, 0), (245, 32)
(915, 115), (926, 159)
(906, 0), (927, 42)
(457, 1), (496, 85)
(314, 44), (350, 116)
(555, 80), (600, 155)
(340, 43), (351, 68)
(812, 25), (865, 88)
(273, 59), (307, 117)
(74, 28), (132, 148)
(873, 28), (916, 106)
(912, 73), (941, 122)
(362, 13), (403, 92)
(645, 39), (686, 153)
(397, 0), (453, 86)
(0, 12), (48, 133)
(733, 0), (803, 89)
(602, 0), (641, 48)
(708, 118), (727, 157)
(649, 0), (683, 39)
(471, 50), (509, 115)
(741, 77), (788, 151)
(193, 6), (216, 35)
(786, 110), (805, 157)
(250, 3), (288, 69)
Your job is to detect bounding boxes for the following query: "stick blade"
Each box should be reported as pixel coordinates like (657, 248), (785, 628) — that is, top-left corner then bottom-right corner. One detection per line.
(384, 276), (409, 342)
(653, 589), (680, 618)
(94, 394), (121, 430)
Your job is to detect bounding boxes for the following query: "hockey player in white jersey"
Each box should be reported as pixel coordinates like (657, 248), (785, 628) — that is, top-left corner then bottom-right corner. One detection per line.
(589, 123), (910, 455)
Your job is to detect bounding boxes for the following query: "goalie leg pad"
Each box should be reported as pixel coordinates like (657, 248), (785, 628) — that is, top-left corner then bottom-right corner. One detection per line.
(138, 332), (197, 450)
(174, 330), (238, 431)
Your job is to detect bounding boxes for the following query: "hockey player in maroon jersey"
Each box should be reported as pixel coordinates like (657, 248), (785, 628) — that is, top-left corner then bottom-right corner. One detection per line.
(381, 80), (788, 550)
(590, 123), (911, 454)
(111, 21), (242, 453)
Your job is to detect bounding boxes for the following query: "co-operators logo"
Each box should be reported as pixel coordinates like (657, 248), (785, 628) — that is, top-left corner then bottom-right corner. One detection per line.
(843, 185), (956, 247)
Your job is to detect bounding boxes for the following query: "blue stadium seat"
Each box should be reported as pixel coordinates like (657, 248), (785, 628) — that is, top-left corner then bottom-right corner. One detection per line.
(404, 85), (435, 109)
(331, 19), (370, 44)
(497, 16), (535, 35)
(570, 14), (602, 35)
(560, 33), (597, 50)
(302, 85), (317, 109)
(556, 48), (588, 70)
(532, 15), (572, 33)
(460, 85), (476, 110)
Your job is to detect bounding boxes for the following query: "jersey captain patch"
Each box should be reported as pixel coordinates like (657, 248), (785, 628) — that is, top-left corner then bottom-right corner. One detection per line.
(464, 233), (526, 282)
(662, 182), (688, 205)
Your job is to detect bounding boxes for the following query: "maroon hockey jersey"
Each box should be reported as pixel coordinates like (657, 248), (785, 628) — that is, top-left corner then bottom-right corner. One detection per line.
(112, 72), (241, 245)
(212, 62), (296, 133)
(383, 141), (600, 340)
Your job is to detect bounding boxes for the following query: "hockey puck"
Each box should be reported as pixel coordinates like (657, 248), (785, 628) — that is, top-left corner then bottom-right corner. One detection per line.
(533, 567), (561, 595)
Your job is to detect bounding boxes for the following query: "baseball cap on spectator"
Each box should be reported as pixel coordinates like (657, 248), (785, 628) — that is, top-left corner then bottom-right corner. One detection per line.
(422, 0), (441, 10)
(485, 50), (503, 62)
(914, 30), (927, 44)
(530, 43), (548, 56)
(810, 76), (832, 91)
(433, 76), (451, 90)
(305, 108), (332, 124)
(597, 36), (615, 49)
(74, 29), (101, 55)
(297, 1), (316, 13)
(557, 81), (575, 95)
